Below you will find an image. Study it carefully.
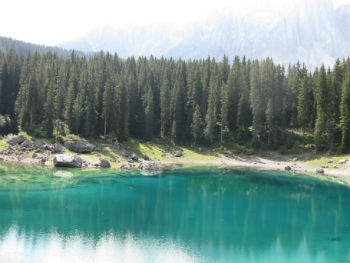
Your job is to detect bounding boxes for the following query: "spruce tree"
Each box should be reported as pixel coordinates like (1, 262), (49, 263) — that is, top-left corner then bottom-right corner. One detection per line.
(44, 84), (55, 136)
(102, 76), (116, 136)
(204, 73), (218, 144)
(145, 86), (155, 140)
(340, 61), (350, 152)
(314, 65), (328, 152)
(160, 71), (170, 137)
(191, 104), (203, 144)
(297, 69), (312, 131)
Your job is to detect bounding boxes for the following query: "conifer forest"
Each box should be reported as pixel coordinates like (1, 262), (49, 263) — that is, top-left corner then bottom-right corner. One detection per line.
(0, 48), (349, 153)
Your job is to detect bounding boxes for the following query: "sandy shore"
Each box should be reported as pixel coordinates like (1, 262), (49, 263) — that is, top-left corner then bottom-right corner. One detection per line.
(162, 154), (350, 184)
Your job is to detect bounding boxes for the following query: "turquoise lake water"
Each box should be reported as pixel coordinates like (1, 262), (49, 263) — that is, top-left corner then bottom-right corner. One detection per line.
(0, 165), (349, 262)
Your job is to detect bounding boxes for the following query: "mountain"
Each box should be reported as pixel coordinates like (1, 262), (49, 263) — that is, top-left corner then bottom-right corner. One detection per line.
(59, 0), (350, 67)
(0, 36), (85, 58)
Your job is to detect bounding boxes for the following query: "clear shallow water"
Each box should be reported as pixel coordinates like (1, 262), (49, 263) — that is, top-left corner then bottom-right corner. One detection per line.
(0, 165), (349, 263)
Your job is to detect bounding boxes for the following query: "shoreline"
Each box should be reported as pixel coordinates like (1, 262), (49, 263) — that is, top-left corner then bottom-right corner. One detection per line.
(1, 151), (349, 185)
(1, 134), (349, 185)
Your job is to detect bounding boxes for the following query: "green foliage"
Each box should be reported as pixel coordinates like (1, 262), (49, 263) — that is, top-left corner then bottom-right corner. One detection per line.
(340, 59), (350, 152)
(0, 114), (16, 135)
(314, 66), (330, 152)
(0, 46), (348, 152)
(191, 104), (203, 144)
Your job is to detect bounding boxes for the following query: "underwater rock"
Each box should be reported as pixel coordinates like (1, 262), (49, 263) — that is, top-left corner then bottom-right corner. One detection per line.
(53, 171), (73, 178)
(139, 161), (164, 171)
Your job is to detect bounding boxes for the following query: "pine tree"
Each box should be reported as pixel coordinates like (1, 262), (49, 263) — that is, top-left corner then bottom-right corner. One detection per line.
(204, 73), (218, 144)
(144, 86), (155, 140)
(44, 83), (55, 136)
(236, 64), (251, 140)
(170, 63), (186, 141)
(314, 66), (328, 152)
(116, 75), (129, 141)
(237, 88), (251, 140)
(297, 69), (313, 131)
(340, 60), (350, 152)
(250, 61), (264, 142)
(220, 83), (229, 143)
(191, 104), (203, 144)
(102, 76), (116, 136)
(160, 70), (171, 137)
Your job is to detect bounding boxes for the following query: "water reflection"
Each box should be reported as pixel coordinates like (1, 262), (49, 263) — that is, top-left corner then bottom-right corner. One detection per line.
(0, 167), (349, 262)
(0, 227), (199, 263)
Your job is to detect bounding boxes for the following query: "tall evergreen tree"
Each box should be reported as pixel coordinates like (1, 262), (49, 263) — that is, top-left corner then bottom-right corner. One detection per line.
(144, 85), (155, 140)
(102, 75), (116, 136)
(314, 65), (328, 152)
(191, 104), (203, 144)
(297, 68), (313, 131)
(340, 60), (350, 152)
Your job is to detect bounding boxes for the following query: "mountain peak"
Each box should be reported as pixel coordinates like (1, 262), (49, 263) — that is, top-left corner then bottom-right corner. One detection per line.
(59, 0), (349, 67)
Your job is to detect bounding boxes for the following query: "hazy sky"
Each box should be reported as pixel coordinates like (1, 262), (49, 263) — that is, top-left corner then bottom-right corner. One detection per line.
(0, 0), (348, 46)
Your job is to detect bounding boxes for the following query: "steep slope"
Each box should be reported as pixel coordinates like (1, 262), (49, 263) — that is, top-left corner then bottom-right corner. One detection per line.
(0, 36), (85, 58)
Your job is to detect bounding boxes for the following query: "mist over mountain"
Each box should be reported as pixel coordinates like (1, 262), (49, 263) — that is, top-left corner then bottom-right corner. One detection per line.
(59, 0), (349, 67)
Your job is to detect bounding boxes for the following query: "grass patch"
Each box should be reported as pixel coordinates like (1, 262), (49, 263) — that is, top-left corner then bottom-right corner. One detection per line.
(307, 155), (349, 168)
(0, 140), (9, 151)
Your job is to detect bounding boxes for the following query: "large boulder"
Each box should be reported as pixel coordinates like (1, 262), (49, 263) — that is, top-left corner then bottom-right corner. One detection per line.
(100, 158), (111, 168)
(245, 149), (254, 155)
(316, 168), (324, 174)
(53, 154), (82, 168)
(52, 143), (64, 153)
(43, 144), (54, 151)
(6, 135), (26, 146)
(284, 166), (292, 171)
(139, 161), (164, 171)
(21, 139), (33, 148)
(64, 140), (95, 153)
(173, 151), (183, 157)
(130, 153), (139, 162)
(120, 164), (130, 170)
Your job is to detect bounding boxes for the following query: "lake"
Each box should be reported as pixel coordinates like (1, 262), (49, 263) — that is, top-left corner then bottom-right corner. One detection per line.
(0, 164), (349, 262)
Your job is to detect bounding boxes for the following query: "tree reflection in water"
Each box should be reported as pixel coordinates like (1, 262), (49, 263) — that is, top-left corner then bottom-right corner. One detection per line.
(0, 167), (349, 262)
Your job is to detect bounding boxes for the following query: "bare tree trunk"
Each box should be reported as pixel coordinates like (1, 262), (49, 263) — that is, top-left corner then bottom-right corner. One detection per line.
(104, 118), (107, 136)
